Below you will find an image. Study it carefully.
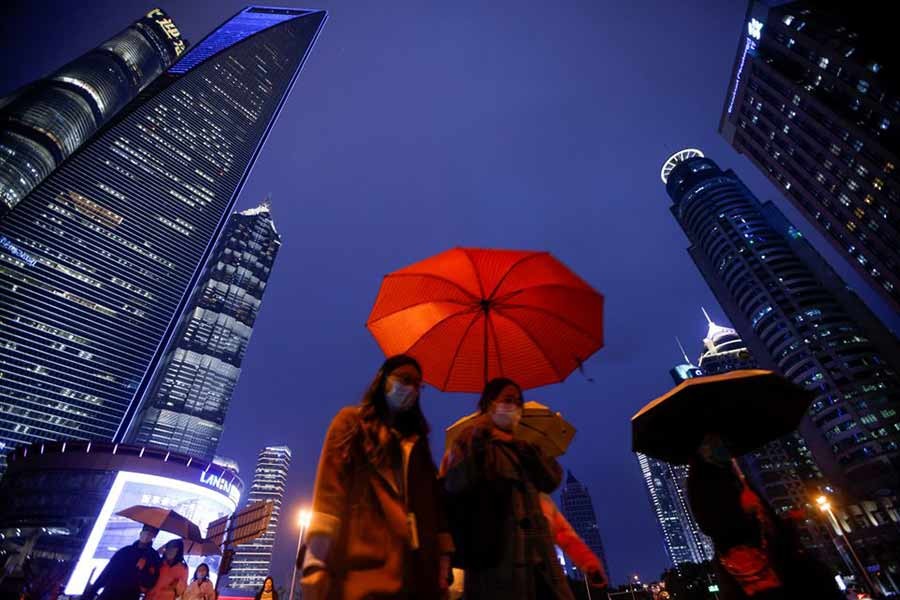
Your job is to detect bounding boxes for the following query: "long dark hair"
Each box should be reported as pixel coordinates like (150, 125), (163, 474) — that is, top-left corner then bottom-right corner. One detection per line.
(477, 377), (522, 413)
(163, 539), (185, 566)
(337, 354), (430, 467)
(261, 576), (274, 591)
(193, 562), (210, 581)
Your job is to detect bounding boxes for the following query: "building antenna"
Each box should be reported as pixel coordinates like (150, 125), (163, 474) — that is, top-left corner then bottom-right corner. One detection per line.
(701, 306), (713, 325)
(675, 337), (691, 365)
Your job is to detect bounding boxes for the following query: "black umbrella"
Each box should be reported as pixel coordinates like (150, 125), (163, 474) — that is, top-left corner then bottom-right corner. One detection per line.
(631, 369), (813, 464)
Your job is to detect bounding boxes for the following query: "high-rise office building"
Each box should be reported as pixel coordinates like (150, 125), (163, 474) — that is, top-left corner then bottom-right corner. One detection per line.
(720, 1), (900, 311)
(559, 471), (610, 580)
(228, 445), (292, 590)
(0, 7), (326, 472)
(662, 149), (900, 497)
(131, 201), (282, 459)
(0, 9), (187, 215)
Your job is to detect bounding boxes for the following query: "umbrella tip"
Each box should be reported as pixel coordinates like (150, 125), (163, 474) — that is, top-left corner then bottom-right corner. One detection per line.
(701, 306), (713, 324)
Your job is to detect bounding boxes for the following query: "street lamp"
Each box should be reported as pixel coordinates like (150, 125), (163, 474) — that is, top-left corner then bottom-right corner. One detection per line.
(288, 508), (312, 600)
(815, 495), (877, 597)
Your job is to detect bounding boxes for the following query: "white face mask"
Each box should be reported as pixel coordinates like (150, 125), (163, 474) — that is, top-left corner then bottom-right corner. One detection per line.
(491, 404), (522, 431)
(385, 379), (418, 412)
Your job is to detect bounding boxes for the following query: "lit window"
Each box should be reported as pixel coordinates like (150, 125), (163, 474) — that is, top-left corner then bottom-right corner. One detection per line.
(873, 178), (884, 191)
(830, 143), (841, 156)
(783, 124), (790, 134)
(857, 80), (870, 93)
(856, 164), (868, 177)
(880, 118), (890, 130)
(864, 194), (874, 205)
(782, 15), (794, 26)
(868, 62), (881, 73)
(787, 38), (796, 48)
(847, 179), (860, 191)
(792, 94), (801, 105)
(886, 162), (895, 173)
(818, 57), (829, 69)
(854, 207), (865, 219)
(845, 47), (855, 58)
(847, 221), (857, 231)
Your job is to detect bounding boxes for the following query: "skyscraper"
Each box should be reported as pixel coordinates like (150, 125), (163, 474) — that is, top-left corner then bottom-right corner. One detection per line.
(720, 1), (900, 311)
(130, 201), (282, 459)
(559, 471), (610, 580)
(0, 9), (187, 215)
(228, 445), (292, 590)
(0, 7), (325, 473)
(662, 149), (900, 497)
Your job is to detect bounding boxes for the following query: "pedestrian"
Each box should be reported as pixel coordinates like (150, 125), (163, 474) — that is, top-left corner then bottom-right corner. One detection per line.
(299, 354), (454, 600)
(145, 539), (188, 600)
(81, 524), (162, 600)
(183, 563), (215, 600)
(255, 576), (278, 600)
(538, 493), (608, 591)
(441, 377), (573, 600)
(687, 432), (843, 600)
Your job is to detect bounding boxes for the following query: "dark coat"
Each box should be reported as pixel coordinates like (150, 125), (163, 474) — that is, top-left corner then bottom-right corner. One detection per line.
(306, 406), (454, 600)
(687, 459), (843, 600)
(82, 541), (162, 600)
(442, 416), (573, 600)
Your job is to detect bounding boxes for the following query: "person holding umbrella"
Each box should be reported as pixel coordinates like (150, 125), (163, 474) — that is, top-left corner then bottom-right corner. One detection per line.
(300, 355), (454, 600)
(442, 377), (573, 600)
(145, 539), (188, 600)
(81, 524), (162, 600)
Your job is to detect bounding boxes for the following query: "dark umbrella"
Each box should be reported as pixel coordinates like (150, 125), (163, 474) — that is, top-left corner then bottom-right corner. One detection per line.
(631, 369), (813, 464)
(116, 505), (203, 541)
(182, 538), (221, 556)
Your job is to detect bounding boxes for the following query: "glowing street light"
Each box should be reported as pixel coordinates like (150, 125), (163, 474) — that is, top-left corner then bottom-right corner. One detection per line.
(289, 506), (313, 600)
(814, 493), (876, 597)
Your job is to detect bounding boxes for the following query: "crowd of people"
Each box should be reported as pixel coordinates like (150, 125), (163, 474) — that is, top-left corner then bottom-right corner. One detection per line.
(297, 354), (846, 600)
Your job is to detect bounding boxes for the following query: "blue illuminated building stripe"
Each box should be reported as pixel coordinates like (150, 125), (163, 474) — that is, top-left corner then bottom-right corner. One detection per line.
(727, 37), (757, 115)
(169, 7), (312, 75)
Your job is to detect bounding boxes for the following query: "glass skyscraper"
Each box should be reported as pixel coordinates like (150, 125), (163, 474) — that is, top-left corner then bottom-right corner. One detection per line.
(130, 201), (281, 460)
(558, 471), (610, 581)
(0, 9), (187, 215)
(662, 149), (900, 497)
(720, 1), (899, 311)
(228, 445), (291, 590)
(0, 7), (326, 472)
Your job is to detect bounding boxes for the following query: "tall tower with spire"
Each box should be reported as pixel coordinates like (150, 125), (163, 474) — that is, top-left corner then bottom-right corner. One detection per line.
(559, 471), (610, 581)
(130, 200), (282, 459)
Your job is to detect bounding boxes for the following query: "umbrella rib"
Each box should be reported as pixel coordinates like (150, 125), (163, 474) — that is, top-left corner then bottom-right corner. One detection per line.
(494, 309), (565, 380)
(493, 282), (600, 305)
(442, 309), (483, 390)
(366, 297), (474, 327)
(486, 251), (545, 300)
(381, 272), (481, 302)
(487, 311), (505, 380)
(461, 248), (487, 298)
(498, 303), (600, 345)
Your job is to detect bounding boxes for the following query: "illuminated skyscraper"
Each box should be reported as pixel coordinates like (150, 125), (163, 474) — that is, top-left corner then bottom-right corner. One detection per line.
(131, 201), (282, 459)
(0, 7), (326, 472)
(662, 149), (900, 497)
(0, 9), (187, 215)
(559, 471), (610, 581)
(720, 1), (900, 311)
(228, 445), (291, 590)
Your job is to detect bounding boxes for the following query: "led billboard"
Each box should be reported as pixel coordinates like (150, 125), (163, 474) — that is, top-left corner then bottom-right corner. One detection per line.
(65, 470), (237, 595)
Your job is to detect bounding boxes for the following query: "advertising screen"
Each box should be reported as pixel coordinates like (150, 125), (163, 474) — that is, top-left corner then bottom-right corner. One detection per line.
(65, 470), (237, 595)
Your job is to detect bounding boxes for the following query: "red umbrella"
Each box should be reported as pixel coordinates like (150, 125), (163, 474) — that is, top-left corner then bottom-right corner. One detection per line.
(367, 247), (604, 392)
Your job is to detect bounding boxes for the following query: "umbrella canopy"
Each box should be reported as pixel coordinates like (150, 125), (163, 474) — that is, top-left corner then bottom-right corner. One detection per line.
(182, 538), (221, 556)
(631, 369), (813, 464)
(116, 505), (203, 541)
(367, 247), (604, 392)
(445, 401), (577, 457)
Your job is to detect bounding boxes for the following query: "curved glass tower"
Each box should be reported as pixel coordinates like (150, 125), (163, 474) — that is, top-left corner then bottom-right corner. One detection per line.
(0, 7), (326, 472)
(131, 201), (282, 459)
(0, 8), (187, 215)
(663, 149), (900, 497)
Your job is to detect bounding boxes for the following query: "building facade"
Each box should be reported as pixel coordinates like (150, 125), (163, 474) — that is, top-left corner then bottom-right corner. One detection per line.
(0, 7), (326, 472)
(663, 149), (900, 590)
(663, 149), (900, 496)
(131, 201), (281, 459)
(558, 471), (610, 580)
(720, 1), (900, 311)
(0, 9), (187, 215)
(228, 445), (292, 590)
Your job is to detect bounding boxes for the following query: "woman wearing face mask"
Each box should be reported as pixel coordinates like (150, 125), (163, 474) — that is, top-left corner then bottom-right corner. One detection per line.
(144, 539), (187, 600)
(300, 354), (454, 600)
(688, 433), (842, 600)
(183, 563), (214, 600)
(441, 378), (572, 600)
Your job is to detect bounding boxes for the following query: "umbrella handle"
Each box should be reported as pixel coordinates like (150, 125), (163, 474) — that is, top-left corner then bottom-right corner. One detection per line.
(730, 457), (748, 485)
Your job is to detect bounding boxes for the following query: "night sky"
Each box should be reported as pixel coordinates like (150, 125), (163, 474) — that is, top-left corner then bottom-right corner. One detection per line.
(3, 0), (898, 587)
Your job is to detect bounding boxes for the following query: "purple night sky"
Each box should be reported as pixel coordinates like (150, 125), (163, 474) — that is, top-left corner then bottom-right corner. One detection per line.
(3, 0), (897, 586)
